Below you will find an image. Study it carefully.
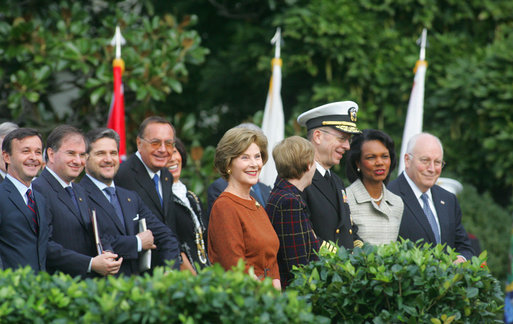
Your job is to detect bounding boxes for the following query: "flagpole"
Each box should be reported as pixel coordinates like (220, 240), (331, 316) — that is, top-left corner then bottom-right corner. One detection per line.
(107, 26), (127, 161)
(397, 28), (428, 174)
(260, 27), (285, 187)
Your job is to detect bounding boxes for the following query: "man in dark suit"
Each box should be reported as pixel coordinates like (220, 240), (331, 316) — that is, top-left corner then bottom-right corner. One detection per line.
(114, 116), (187, 267)
(0, 128), (48, 272)
(388, 133), (474, 262)
(33, 125), (122, 277)
(297, 101), (362, 249)
(81, 128), (180, 276)
(0, 122), (19, 182)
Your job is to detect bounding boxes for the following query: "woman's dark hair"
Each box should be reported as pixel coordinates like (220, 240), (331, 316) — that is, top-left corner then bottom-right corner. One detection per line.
(345, 129), (397, 184)
(174, 137), (187, 168)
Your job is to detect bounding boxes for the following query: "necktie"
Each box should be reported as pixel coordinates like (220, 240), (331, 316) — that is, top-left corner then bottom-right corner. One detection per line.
(103, 187), (125, 227)
(26, 189), (39, 233)
(65, 186), (80, 213)
(421, 193), (441, 244)
(324, 171), (337, 192)
(153, 174), (163, 207)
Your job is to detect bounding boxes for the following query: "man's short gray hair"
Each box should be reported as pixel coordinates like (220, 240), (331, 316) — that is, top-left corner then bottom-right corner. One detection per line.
(0, 122), (19, 138)
(406, 132), (444, 156)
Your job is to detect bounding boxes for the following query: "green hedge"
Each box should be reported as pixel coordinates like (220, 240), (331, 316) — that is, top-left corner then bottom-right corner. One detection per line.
(0, 262), (326, 324)
(289, 240), (503, 323)
(0, 242), (503, 323)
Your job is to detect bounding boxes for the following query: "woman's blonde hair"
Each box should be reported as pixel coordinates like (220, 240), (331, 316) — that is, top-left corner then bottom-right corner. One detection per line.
(214, 127), (268, 180)
(273, 136), (314, 180)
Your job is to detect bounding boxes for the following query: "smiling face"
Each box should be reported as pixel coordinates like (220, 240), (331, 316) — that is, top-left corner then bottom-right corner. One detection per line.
(3, 135), (43, 186)
(136, 122), (174, 172)
(168, 147), (182, 183)
(228, 142), (263, 190)
(357, 140), (391, 185)
(405, 134), (443, 193)
(312, 127), (351, 169)
(47, 134), (86, 184)
(85, 137), (119, 186)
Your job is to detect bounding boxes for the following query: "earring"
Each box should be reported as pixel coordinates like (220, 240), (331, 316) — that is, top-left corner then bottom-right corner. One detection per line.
(357, 168), (360, 172)
(227, 169), (231, 174)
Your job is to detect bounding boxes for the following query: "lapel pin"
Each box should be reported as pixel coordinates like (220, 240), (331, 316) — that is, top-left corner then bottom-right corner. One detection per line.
(128, 198), (131, 202)
(79, 198), (83, 202)
(165, 177), (168, 181)
(440, 200), (445, 205)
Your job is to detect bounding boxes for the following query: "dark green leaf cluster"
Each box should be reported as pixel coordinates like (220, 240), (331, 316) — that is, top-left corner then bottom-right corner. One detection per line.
(0, 0), (208, 147)
(0, 262), (326, 324)
(288, 240), (503, 323)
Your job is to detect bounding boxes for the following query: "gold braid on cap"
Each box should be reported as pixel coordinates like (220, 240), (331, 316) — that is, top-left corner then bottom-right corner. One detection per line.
(322, 121), (357, 127)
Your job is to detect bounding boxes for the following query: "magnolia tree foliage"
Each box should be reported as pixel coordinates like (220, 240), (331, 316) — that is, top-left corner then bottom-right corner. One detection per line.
(0, 0), (208, 148)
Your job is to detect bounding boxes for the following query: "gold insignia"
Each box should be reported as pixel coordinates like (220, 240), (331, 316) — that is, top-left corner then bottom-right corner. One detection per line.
(128, 198), (131, 202)
(353, 240), (364, 248)
(165, 177), (168, 181)
(349, 107), (357, 122)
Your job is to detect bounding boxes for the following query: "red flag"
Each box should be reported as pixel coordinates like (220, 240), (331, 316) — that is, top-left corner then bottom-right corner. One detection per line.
(107, 57), (126, 160)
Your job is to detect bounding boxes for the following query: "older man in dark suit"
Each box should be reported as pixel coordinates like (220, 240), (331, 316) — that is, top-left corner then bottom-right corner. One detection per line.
(0, 128), (48, 272)
(388, 133), (474, 262)
(297, 101), (362, 249)
(33, 125), (122, 277)
(80, 128), (180, 276)
(114, 116), (193, 269)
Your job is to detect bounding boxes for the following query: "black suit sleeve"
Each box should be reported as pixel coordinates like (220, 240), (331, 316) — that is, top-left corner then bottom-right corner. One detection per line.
(137, 196), (180, 269)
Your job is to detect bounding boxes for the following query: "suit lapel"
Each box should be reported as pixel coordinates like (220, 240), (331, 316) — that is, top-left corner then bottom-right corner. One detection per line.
(398, 174), (436, 243)
(41, 169), (88, 229)
(311, 170), (338, 209)
(116, 189), (135, 236)
(431, 186), (449, 243)
(81, 176), (126, 234)
(131, 158), (162, 213)
(160, 168), (173, 218)
(4, 179), (37, 235)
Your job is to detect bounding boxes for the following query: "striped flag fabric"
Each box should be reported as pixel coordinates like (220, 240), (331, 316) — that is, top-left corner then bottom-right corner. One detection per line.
(107, 57), (126, 161)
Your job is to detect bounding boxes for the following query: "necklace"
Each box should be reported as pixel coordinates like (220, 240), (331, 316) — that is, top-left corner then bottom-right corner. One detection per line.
(371, 191), (384, 203)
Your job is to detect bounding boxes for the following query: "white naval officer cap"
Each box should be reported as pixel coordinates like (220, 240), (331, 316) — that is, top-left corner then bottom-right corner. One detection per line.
(297, 101), (361, 134)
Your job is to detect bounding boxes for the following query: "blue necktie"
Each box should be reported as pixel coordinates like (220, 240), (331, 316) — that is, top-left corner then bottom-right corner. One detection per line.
(153, 174), (163, 207)
(421, 193), (441, 244)
(26, 189), (39, 233)
(65, 186), (80, 213)
(104, 187), (125, 227)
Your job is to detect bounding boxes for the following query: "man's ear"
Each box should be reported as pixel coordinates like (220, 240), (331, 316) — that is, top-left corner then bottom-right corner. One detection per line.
(2, 151), (9, 166)
(46, 148), (54, 164)
(312, 129), (322, 145)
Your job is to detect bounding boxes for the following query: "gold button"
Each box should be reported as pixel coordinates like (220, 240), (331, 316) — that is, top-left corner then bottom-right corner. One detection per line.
(349, 229), (353, 234)
(335, 229), (340, 234)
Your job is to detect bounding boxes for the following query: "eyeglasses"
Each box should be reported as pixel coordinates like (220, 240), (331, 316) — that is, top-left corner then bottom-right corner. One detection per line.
(408, 153), (446, 168)
(319, 129), (352, 144)
(140, 137), (175, 149)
